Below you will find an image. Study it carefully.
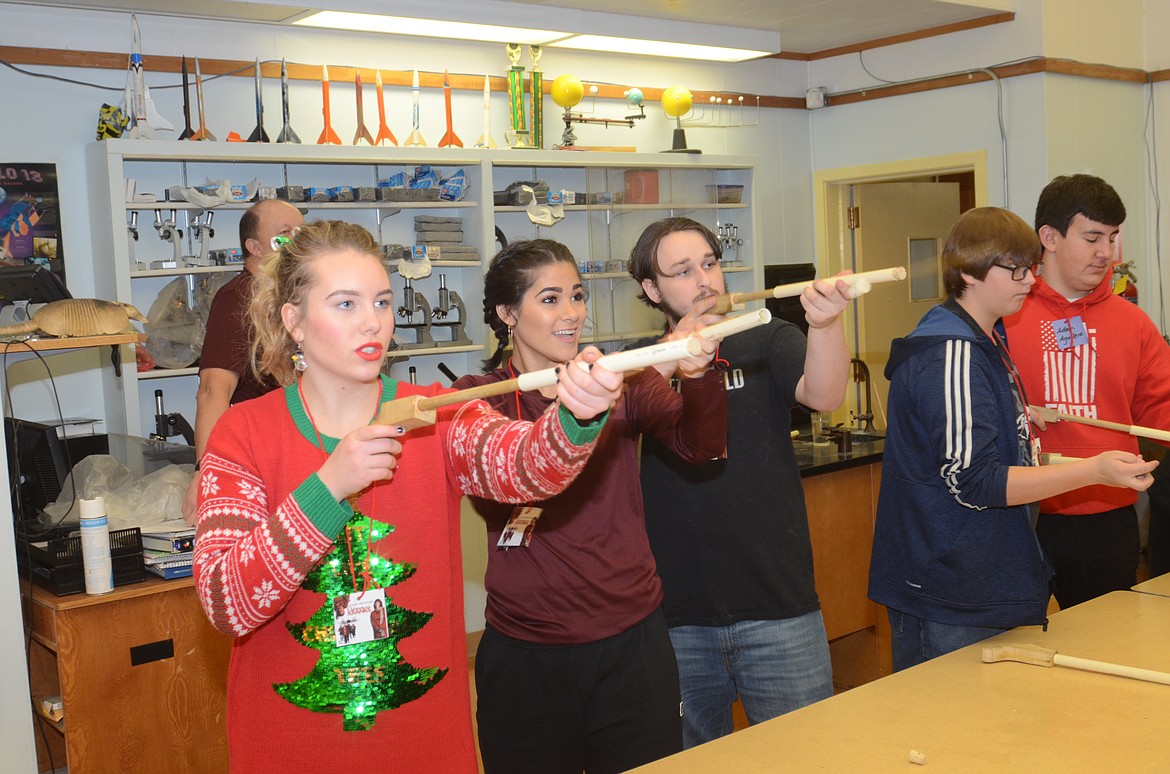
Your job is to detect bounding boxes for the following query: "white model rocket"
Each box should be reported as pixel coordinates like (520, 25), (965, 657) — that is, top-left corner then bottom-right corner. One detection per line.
(474, 74), (496, 149)
(404, 68), (427, 147)
(123, 14), (173, 139)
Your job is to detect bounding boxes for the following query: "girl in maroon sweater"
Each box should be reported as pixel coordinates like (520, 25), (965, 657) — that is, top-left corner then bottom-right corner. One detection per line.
(194, 221), (622, 773)
(458, 239), (728, 774)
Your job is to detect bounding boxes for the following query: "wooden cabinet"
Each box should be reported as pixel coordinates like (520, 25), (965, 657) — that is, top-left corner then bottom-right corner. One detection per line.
(25, 577), (231, 773)
(805, 460), (890, 690)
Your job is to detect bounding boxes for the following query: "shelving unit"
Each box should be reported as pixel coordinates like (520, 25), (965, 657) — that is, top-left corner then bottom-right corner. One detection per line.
(87, 140), (758, 437)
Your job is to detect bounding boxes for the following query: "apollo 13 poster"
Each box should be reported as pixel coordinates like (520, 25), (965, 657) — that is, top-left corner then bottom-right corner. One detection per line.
(0, 162), (65, 283)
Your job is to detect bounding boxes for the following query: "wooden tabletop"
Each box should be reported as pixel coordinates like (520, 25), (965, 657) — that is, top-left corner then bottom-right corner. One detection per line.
(631, 591), (1170, 772)
(1132, 571), (1170, 597)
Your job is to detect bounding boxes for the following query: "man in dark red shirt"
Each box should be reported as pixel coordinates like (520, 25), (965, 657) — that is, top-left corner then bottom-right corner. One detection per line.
(181, 198), (303, 524)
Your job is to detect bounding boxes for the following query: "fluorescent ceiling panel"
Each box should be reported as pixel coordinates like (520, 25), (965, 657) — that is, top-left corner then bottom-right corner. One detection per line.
(292, 10), (568, 45)
(550, 34), (770, 62)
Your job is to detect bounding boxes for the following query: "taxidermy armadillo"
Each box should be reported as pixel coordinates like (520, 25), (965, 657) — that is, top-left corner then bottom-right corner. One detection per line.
(0, 299), (148, 337)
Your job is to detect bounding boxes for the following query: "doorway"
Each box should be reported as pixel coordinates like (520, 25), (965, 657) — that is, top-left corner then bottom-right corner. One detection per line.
(814, 152), (988, 429)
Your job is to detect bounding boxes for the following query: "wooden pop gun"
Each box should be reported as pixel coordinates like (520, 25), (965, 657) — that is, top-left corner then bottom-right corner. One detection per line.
(374, 309), (771, 432)
(1029, 404), (1170, 444)
(983, 643), (1170, 687)
(709, 266), (907, 315)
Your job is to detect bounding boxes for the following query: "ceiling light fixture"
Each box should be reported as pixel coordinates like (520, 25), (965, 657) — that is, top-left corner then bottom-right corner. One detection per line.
(292, 10), (569, 46)
(549, 35), (770, 63)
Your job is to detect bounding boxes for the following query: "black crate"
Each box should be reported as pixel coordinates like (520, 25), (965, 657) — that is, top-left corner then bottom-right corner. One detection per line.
(18, 527), (145, 596)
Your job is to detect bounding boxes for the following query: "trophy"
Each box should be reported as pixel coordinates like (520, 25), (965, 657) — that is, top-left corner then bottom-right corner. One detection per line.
(505, 43), (533, 148)
(529, 45), (543, 149)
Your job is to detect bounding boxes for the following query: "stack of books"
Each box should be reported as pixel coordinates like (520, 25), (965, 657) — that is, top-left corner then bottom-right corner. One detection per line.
(141, 522), (196, 579)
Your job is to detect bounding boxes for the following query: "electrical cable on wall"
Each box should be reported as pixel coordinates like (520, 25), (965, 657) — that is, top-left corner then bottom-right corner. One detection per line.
(1142, 79), (1166, 337)
(851, 50), (1013, 208)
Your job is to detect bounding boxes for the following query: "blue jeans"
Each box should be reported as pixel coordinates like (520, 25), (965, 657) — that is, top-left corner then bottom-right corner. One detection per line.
(668, 612), (834, 748)
(888, 608), (1007, 671)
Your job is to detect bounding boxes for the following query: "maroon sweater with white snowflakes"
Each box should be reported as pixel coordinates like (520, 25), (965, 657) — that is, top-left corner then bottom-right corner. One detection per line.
(194, 376), (605, 773)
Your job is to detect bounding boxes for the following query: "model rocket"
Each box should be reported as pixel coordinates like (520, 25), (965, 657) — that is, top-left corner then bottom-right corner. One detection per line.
(124, 14), (173, 139)
(353, 72), (375, 145)
(189, 57), (215, 141)
(474, 74), (496, 149)
(275, 59), (300, 143)
(177, 55), (194, 140)
(247, 59), (270, 142)
(317, 64), (342, 145)
(373, 70), (397, 146)
(404, 68), (427, 147)
(437, 70), (463, 148)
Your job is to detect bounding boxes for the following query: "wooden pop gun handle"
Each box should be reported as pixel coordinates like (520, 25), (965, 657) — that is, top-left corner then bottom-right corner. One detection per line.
(374, 310), (770, 431)
(1028, 404), (1170, 444)
(1039, 452), (1084, 465)
(709, 267), (907, 315)
(983, 643), (1170, 686)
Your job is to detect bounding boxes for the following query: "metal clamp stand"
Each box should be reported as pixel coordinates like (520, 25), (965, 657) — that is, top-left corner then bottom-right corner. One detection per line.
(396, 278), (435, 348)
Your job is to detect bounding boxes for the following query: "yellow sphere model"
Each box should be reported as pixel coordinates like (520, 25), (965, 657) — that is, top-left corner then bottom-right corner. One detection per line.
(661, 86), (693, 118)
(551, 75), (585, 109)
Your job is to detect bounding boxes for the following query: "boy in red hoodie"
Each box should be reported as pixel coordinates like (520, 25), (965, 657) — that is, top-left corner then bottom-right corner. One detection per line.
(1004, 174), (1170, 608)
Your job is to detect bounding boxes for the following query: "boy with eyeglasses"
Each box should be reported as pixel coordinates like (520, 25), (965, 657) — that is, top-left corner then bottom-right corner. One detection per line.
(1004, 174), (1170, 609)
(868, 207), (1155, 671)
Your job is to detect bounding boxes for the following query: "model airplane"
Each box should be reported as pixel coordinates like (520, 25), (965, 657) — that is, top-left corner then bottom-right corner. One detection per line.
(353, 72), (375, 145)
(123, 14), (173, 139)
(177, 56), (194, 140)
(189, 57), (215, 141)
(474, 74), (496, 149)
(437, 70), (462, 148)
(317, 64), (342, 145)
(373, 70), (397, 146)
(404, 68), (427, 147)
(275, 59), (301, 143)
(247, 59), (270, 142)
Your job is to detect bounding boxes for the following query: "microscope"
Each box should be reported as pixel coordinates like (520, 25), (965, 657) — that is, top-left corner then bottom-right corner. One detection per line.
(717, 223), (743, 265)
(396, 278), (435, 348)
(150, 389), (195, 447)
(430, 275), (471, 345)
(127, 211), (143, 270)
(152, 209), (183, 269)
(187, 211), (215, 267)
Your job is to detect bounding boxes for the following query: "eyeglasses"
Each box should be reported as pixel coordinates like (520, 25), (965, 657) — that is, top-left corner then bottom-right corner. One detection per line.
(992, 262), (1043, 281)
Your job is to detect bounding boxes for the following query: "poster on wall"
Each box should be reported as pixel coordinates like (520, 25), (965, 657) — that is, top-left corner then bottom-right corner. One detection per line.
(0, 162), (65, 285)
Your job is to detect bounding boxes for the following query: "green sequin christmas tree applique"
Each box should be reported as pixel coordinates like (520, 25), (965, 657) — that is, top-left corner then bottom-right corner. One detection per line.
(274, 510), (447, 731)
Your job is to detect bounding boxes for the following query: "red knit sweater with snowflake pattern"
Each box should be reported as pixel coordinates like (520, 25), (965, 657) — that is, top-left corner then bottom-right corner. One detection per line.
(194, 376), (605, 773)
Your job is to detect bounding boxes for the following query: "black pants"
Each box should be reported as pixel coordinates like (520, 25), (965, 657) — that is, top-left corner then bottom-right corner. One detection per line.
(1036, 506), (1139, 609)
(475, 608), (683, 774)
(1148, 471), (1170, 577)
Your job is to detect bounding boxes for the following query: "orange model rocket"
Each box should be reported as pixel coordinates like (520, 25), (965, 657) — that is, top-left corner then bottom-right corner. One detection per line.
(373, 70), (397, 146)
(353, 72), (375, 145)
(317, 64), (341, 145)
(437, 70), (463, 148)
